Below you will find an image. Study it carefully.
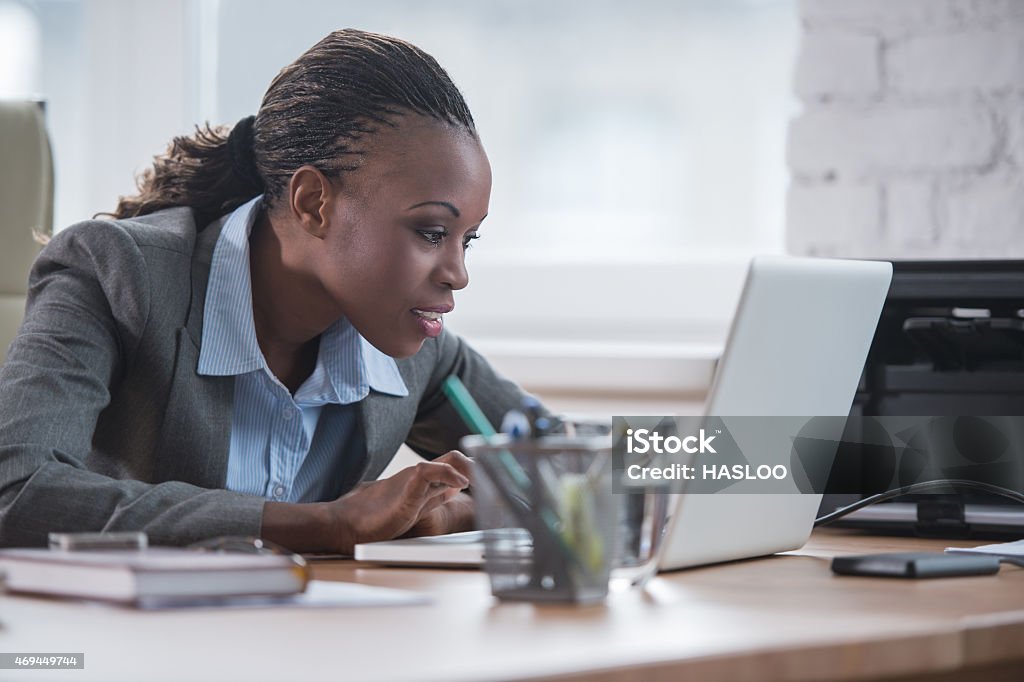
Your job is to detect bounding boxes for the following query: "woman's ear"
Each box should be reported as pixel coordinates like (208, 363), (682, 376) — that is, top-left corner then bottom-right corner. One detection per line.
(288, 165), (334, 239)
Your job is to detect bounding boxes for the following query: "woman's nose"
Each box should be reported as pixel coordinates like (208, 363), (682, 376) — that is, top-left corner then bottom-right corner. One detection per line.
(437, 244), (469, 291)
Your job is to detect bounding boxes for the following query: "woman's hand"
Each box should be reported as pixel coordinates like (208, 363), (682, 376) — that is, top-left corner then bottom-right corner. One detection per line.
(261, 450), (473, 554)
(325, 450), (473, 552)
(403, 491), (475, 538)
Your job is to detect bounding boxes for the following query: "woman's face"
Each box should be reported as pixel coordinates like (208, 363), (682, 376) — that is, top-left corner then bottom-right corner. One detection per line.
(316, 116), (491, 359)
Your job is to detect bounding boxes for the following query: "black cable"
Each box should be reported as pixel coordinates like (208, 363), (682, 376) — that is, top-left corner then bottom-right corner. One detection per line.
(813, 479), (1024, 527)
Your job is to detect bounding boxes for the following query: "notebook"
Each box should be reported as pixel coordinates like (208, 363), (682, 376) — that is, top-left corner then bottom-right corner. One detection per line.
(0, 547), (307, 606)
(354, 530), (487, 566)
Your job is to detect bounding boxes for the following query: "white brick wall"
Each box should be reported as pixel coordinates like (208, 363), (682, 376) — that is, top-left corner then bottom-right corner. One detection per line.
(787, 0), (1024, 258)
(789, 105), (997, 175)
(889, 28), (1024, 93)
(800, 0), (1024, 33)
(788, 183), (881, 257)
(1006, 96), (1024, 168)
(794, 31), (880, 99)
(945, 172), (1024, 253)
(886, 179), (939, 251)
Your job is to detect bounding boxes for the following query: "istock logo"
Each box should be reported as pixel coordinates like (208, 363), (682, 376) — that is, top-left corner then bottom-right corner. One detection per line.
(625, 428), (717, 454)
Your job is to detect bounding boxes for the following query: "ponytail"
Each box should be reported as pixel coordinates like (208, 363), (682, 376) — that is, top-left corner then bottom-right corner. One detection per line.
(105, 117), (263, 229)
(104, 29), (476, 229)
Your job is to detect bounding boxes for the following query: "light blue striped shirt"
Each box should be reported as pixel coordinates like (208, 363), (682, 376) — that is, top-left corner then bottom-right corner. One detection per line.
(198, 196), (408, 503)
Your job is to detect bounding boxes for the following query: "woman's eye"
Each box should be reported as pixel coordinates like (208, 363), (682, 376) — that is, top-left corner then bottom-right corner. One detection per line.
(463, 233), (480, 250)
(417, 229), (447, 246)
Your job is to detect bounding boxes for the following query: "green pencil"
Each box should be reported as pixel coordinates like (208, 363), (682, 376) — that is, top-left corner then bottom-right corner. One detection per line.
(441, 375), (589, 578)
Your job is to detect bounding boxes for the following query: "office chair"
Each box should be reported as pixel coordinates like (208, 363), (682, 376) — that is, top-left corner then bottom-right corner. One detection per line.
(0, 100), (53, 363)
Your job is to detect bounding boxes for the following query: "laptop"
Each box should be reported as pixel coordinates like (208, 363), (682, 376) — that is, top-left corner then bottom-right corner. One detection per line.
(656, 255), (891, 569)
(354, 256), (893, 569)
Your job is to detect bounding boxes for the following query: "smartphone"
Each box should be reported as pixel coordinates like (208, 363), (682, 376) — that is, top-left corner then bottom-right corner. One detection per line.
(831, 552), (1000, 578)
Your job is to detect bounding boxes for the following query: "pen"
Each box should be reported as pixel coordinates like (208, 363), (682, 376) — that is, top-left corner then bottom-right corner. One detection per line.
(441, 376), (589, 581)
(441, 375), (497, 438)
(442, 376), (532, 492)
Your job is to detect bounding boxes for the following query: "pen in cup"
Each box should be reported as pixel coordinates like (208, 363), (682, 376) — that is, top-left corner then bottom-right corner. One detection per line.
(442, 376), (530, 492)
(441, 376), (589, 579)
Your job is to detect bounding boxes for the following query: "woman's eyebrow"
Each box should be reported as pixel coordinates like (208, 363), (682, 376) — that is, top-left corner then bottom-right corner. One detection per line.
(406, 200), (460, 217)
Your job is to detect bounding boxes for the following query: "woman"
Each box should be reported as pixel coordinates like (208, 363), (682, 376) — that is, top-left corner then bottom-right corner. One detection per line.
(0, 29), (533, 552)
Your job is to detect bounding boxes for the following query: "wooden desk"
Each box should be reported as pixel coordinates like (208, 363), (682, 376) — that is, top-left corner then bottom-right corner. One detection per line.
(1, 529), (1023, 682)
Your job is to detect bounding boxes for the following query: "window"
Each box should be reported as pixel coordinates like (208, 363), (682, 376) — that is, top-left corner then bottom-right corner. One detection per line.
(0, 1), (40, 97)
(31, 0), (798, 391)
(211, 0), (798, 361)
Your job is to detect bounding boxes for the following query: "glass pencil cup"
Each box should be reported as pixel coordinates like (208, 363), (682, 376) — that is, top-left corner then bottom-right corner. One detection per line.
(610, 487), (673, 590)
(462, 433), (615, 604)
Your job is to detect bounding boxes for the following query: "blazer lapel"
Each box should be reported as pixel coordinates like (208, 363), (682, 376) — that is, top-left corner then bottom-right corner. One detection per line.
(152, 330), (233, 487)
(153, 216), (234, 488)
(356, 390), (415, 482)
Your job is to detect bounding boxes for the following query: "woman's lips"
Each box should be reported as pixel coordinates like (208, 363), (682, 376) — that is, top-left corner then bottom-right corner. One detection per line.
(411, 308), (446, 338)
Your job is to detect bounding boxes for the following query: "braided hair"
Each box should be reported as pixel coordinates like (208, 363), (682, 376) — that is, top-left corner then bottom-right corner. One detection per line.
(107, 29), (476, 229)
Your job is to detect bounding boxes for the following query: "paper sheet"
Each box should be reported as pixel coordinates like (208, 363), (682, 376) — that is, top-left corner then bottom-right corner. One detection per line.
(137, 580), (432, 610)
(946, 540), (1024, 567)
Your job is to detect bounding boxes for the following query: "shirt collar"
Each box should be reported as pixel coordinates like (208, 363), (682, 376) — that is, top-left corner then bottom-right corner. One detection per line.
(360, 335), (409, 398)
(197, 196), (408, 401)
(299, 317), (409, 403)
(197, 196), (264, 377)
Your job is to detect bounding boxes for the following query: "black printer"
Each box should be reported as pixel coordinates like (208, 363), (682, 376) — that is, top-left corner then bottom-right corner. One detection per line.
(822, 260), (1024, 538)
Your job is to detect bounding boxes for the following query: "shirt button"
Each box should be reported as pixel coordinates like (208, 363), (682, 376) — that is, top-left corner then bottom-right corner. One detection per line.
(282, 406), (296, 420)
(273, 485), (285, 498)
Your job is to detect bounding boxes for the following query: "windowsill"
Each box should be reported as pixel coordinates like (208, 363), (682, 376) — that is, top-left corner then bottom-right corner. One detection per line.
(447, 256), (746, 396)
(464, 337), (721, 394)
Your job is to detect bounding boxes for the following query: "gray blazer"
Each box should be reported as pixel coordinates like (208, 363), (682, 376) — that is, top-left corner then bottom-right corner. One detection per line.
(0, 207), (527, 547)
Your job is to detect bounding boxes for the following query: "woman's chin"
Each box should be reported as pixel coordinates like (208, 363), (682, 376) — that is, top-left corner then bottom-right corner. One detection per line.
(373, 336), (426, 360)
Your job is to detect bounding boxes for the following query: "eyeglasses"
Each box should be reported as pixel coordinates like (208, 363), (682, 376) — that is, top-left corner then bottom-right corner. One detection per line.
(188, 536), (311, 584)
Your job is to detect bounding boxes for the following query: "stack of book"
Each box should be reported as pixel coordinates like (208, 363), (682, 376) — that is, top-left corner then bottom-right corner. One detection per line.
(0, 547), (308, 607)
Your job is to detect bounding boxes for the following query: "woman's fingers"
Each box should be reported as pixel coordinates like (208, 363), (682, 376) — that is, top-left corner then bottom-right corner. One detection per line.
(407, 461), (469, 497)
(319, 457), (477, 549)
(417, 490), (450, 517)
(434, 450), (473, 480)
